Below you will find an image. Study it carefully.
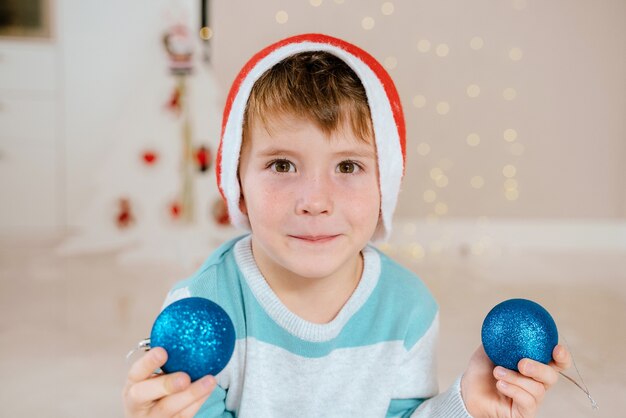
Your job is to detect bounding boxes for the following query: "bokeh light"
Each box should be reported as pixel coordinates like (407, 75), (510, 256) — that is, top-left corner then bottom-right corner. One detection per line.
(381, 2), (395, 15)
(417, 39), (431, 53)
(417, 142), (431, 156)
(361, 16), (375, 30)
(466, 133), (481, 146)
(470, 36), (484, 50)
(275, 10), (288, 24)
(435, 43), (450, 57)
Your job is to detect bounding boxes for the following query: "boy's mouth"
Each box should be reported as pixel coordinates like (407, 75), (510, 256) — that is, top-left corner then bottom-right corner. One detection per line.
(289, 235), (340, 243)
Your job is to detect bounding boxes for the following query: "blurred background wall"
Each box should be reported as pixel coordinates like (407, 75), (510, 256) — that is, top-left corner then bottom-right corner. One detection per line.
(1, 0), (624, 242)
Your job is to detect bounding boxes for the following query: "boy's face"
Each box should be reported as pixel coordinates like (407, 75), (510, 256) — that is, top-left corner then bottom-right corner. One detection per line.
(238, 113), (380, 281)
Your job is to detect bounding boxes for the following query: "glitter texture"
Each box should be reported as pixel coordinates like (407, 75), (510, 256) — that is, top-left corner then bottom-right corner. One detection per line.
(481, 298), (558, 372)
(150, 297), (236, 381)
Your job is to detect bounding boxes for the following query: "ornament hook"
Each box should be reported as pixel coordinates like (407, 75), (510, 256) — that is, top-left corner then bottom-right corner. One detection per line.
(560, 337), (599, 410)
(126, 338), (151, 362)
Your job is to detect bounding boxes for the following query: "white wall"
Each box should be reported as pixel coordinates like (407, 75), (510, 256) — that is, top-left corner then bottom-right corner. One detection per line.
(59, 0), (194, 227)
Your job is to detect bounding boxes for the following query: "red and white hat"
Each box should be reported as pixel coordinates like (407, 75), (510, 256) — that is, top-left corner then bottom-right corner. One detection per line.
(216, 34), (406, 242)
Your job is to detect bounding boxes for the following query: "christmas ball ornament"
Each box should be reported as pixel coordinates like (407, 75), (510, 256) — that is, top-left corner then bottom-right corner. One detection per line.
(150, 297), (236, 381)
(481, 298), (558, 372)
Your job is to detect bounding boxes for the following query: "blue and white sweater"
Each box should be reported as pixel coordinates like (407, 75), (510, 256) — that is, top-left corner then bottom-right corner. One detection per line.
(162, 235), (471, 417)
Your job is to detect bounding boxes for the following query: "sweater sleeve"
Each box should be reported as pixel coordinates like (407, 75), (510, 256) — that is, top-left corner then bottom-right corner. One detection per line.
(410, 376), (472, 417)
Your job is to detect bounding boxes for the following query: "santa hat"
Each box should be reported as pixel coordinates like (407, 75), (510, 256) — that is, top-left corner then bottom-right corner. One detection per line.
(216, 33), (406, 242)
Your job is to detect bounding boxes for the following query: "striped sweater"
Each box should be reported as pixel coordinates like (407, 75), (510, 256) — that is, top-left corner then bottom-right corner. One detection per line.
(161, 235), (471, 417)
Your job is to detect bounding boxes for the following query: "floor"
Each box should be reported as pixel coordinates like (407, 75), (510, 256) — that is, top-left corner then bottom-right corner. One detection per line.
(0, 234), (624, 417)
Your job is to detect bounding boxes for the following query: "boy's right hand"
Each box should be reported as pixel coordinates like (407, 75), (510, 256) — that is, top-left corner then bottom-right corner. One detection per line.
(123, 347), (216, 418)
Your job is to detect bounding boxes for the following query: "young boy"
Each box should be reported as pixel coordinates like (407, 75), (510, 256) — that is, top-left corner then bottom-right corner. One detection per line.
(123, 34), (571, 418)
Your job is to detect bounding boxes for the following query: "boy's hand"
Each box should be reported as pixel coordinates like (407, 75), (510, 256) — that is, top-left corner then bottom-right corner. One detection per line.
(123, 347), (216, 418)
(461, 344), (571, 418)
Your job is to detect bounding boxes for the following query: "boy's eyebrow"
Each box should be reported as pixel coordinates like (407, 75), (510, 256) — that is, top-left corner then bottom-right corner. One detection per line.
(332, 149), (377, 159)
(256, 147), (302, 158)
(256, 146), (376, 159)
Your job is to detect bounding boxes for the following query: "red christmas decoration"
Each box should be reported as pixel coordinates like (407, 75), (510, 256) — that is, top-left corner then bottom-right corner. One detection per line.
(116, 198), (135, 229)
(142, 150), (159, 166)
(166, 86), (182, 114)
(169, 201), (182, 219)
(195, 145), (212, 172)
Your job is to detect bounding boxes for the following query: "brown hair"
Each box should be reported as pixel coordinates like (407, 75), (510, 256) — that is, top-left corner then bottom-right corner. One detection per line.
(242, 51), (373, 142)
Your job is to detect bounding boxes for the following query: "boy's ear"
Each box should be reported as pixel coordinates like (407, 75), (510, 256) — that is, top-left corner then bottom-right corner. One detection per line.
(239, 194), (248, 215)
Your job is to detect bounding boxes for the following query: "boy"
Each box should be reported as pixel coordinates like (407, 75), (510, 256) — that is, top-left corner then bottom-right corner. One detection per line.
(123, 34), (571, 417)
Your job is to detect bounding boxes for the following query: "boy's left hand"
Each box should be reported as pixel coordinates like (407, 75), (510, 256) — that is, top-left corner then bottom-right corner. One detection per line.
(461, 344), (571, 418)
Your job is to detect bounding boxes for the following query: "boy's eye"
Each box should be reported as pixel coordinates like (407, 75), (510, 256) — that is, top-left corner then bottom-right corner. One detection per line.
(337, 161), (360, 174)
(270, 159), (295, 173)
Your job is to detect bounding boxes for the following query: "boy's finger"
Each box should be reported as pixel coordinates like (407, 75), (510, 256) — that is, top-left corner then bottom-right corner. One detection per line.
(551, 344), (572, 371)
(154, 375), (216, 417)
(176, 390), (213, 418)
(127, 347), (168, 384)
(494, 366), (546, 402)
(127, 372), (191, 405)
(518, 358), (560, 388)
(495, 380), (536, 416)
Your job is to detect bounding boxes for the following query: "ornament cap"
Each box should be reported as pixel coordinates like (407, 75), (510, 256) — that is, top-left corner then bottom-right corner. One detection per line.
(126, 338), (151, 362)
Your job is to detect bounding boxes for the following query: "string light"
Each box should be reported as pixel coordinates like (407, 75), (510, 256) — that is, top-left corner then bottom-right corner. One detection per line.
(430, 168), (444, 181)
(416, 142), (431, 156)
(381, 2), (395, 15)
(467, 84), (481, 98)
(435, 175), (449, 188)
(384, 56), (398, 70)
(509, 47), (523, 61)
(310, 0), (323, 6)
(435, 202), (448, 215)
(361, 16), (375, 30)
(471, 176), (485, 189)
(505, 189), (520, 201)
(504, 128), (518, 142)
(423, 189), (437, 203)
(436, 101), (450, 115)
(466, 133), (481, 146)
(504, 178), (518, 190)
(435, 43), (450, 57)
(199, 27), (213, 40)
(275, 10), (288, 24)
(408, 243), (425, 260)
(503, 87), (517, 100)
(412, 95), (426, 108)
(417, 39), (431, 53)
(470, 36), (484, 50)
(503, 164), (517, 178)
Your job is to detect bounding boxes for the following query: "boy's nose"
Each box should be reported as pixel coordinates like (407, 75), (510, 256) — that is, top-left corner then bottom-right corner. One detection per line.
(294, 176), (334, 216)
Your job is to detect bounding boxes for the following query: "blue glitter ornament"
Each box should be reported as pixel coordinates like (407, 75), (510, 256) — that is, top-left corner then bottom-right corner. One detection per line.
(481, 298), (558, 372)
(150, 297), (236, 381)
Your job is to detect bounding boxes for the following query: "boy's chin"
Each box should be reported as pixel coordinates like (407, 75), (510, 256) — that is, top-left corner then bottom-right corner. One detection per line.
(281, 254), (359, 280)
